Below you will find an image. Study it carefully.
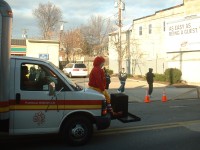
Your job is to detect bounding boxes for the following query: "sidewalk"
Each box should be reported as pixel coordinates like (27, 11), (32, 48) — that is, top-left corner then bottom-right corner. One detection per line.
(108, 77), (200, 103)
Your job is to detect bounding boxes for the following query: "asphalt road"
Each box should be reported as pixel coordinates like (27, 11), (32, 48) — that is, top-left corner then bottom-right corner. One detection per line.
(1, 99), (200, 150)
(1, 77), (200, 150)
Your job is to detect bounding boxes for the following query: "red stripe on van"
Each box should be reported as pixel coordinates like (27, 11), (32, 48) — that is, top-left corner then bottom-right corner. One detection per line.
(0, 101), (9, 107)
(9, 99), (102, 105)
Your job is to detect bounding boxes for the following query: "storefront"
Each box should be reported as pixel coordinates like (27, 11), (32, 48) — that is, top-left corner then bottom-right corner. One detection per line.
(11, 47), (26, 56)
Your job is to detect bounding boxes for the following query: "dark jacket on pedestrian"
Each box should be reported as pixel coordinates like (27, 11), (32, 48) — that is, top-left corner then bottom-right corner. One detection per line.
(104, 67), (111, 89)
(146, 68), (155, 84)
(118, 70), (127, 82)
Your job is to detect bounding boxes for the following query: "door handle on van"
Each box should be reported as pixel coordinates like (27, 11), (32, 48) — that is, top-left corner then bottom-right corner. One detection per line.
(16, 93), (21, 104)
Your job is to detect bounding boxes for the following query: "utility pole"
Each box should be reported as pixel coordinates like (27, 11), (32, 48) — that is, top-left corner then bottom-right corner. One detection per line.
(115, 0), (124, 72)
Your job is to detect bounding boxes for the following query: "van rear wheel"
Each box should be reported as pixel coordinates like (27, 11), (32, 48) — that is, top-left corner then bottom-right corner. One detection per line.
(62, 115), (93, 146)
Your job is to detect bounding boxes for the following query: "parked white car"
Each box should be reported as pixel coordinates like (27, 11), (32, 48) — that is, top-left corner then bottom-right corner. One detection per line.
(63, 63), (88, 78)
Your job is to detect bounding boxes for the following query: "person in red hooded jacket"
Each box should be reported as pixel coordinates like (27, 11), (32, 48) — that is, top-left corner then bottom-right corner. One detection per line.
(88, 56), (113, 113)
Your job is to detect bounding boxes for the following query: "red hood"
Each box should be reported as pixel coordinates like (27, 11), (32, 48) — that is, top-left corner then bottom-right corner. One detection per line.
(93, 56), (105, 67)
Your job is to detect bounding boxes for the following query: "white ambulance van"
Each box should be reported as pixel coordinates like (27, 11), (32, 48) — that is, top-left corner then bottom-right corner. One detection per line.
(0, 1), (110, 146)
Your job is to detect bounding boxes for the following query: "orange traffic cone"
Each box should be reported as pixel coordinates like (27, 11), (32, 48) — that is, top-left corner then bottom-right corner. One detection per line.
(162, 88), (167, 102)
(144, 89), (150, 103)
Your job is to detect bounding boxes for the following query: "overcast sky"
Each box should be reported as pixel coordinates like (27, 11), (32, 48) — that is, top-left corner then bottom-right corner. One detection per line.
(5, 0), (183, 39)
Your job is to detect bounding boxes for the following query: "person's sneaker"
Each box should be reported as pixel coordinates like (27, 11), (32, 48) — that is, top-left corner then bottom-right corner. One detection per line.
(117, 90), (121, 93)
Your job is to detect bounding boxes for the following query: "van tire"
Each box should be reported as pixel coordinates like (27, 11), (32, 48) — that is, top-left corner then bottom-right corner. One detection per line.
(62, 115), (93, 146)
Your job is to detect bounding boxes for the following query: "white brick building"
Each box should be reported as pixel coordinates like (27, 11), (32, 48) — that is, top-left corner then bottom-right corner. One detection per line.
(109, 0), (200, 84)
(26, 39), (60, 67)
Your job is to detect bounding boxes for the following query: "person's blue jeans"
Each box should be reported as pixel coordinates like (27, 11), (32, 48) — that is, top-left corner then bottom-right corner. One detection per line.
(118, 81), (125, 92)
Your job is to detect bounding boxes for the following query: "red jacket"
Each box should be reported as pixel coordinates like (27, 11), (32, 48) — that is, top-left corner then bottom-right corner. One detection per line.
(88, 56), (106, 91)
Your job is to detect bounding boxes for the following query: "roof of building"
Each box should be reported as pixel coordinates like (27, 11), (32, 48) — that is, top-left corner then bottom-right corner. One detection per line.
(27, 39), (59, 44)
(109, 24), (132, 35)
(11, 39), (26, 46)
(133, 4), (184, 21)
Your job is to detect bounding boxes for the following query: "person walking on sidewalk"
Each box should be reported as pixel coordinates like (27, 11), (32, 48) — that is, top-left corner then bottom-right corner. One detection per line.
(146, 68), (155, 97)
(117, 68), (127, 93)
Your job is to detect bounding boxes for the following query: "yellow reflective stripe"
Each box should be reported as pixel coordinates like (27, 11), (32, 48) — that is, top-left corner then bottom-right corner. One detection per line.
(0, 106), (9, 113)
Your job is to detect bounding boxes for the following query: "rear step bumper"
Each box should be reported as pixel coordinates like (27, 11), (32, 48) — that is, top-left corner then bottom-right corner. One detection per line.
(110, 93), (141, 123)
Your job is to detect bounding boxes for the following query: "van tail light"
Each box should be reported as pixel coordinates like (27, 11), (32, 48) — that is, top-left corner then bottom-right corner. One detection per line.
(73, 68), (79, 71)
(102, 109), (107, 116)
(101, 100), (107, 116)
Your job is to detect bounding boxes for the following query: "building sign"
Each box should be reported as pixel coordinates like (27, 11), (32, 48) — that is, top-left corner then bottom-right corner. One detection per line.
(165, 15), (200, 52)
(168, 22), (198, 36)
(39, 54), (49, 60)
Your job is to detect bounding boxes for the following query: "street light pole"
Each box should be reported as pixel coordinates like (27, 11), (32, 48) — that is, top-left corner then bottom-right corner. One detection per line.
(59, 20), (67, 51)
(58, 21), (67, 68)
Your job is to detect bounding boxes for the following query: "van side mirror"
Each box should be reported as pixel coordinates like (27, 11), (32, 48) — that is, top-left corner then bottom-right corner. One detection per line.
(49, 82), (55, 96)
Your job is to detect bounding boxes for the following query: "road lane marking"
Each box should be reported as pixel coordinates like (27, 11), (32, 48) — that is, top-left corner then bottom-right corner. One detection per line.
(170, 105), (187, 108)
(95, 119), (200, 136)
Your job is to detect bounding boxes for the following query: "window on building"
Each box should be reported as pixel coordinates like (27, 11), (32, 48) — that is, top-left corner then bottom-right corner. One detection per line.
(149, 24), (152, 34)
(113, 34), (118, 42)
(126, 31), (130, 41)
(163, 21), (165, 31)
(139, 26), (142, 35)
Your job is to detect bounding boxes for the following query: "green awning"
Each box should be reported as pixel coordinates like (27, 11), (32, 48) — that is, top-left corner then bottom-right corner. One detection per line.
(11, 47), (26, 52)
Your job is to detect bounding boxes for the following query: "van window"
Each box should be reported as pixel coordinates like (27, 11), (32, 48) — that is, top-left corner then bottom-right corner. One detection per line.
(20, 63), (70, 91)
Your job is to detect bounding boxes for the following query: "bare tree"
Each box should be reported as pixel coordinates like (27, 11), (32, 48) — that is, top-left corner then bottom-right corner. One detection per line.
(62, 28), (87, 62)
(81, 15), (115, 56)
(33, 2), (62, 40)
(109, 30), (128, 70)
